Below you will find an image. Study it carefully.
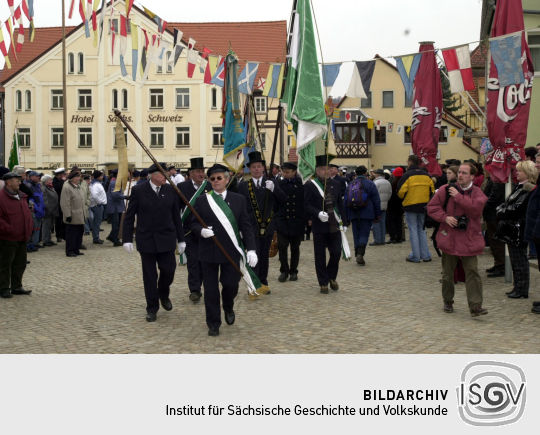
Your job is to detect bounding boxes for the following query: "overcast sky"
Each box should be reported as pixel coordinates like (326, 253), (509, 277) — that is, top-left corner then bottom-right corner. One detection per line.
(0, 0), (483, 64)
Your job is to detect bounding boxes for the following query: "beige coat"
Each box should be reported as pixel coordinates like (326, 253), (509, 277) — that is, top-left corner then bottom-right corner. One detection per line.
(60, 181), (88, 225)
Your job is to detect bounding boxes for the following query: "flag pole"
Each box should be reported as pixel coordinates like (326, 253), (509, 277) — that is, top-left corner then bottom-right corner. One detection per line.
(62, 0), (68, 169)
(113, 110), (243, 276)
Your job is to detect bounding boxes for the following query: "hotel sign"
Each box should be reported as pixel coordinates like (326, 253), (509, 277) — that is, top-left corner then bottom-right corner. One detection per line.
(70, 114), (183, 123)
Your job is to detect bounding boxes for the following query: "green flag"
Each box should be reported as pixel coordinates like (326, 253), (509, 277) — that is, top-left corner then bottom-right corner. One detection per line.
(8, 131), (20, 170)
(282, 0), (327, 181)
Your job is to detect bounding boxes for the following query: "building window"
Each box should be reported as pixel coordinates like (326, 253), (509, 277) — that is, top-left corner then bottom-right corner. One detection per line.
(375, 127), (387, 144)
(51, 89), (64, 110)
(78, 89), (92, 110)
(254, 96), (267, 113)
(166, 51), (173, 73)
(211, 88), (219, 109)
(78, 52), (84, 74)
(113, 126), (128, 148)
(25, 90), (31, 111)
(112, 89), (118, 110)
(334, 123), (366, 143)
(68, 52), (75, 74)
(78, 127), (93, 148)
(528, 31), (540, 75)
(150, 89), (163, 109)
(18, 127), (31, 148)
(439, 126), (448, 143)
(382, 91), (394, 108)
(108, 18), (131, 34)
(150, 127), (164, 148)
(175, 88), (190, 109)
(122, 89), (128, 110)
(212, 126), (223, 148)
(404, 126), (412, 144)
(15, 90), (22, 111)
(260, 132), (267, 150)
(360, 91), (372, 108)
(176, 126), (190, 148)
(405, 93), (413, 108)
(51, 127), (64, 148)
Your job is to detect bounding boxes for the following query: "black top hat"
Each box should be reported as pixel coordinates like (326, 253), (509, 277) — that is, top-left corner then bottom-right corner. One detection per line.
(315, 155), (329, 168)
(207, 163), (229, 177)
(282, 162), (297, 171)
(189, 157), (205, 171)
(148, 163), (166, 174)
(247, 151), (265, 167)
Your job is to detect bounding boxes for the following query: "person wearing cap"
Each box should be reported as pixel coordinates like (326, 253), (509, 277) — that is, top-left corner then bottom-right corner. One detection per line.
(168, 165), (185, 186)
(122, 163), (185, 323)
(53, 167), (67, 243)
(177, 157), (211, 303)
(60, 171), (88, 257)
(304, 155), (349, 293)
(371, 169), (392, 246)
(24, 171), (45, 252)
(387, 167), (405, 244)
(105, 169), (125, 247)
(89, 170), (107, 244)
(237, 151), (286, 288)
(41, 174), (59, 247)
(0, 172), (33, 298)
(192, 164), (257, 336)
(275, 162), (304, 282)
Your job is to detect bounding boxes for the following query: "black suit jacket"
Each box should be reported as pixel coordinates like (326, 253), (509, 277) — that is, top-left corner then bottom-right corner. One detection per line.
(191, 191), (256, 264)
(237, 176), (287, 236)
(122, 181), (184, 253)
(304, 178), (349, 234)
(275, 176), (305, 236)
(177, 180), (211, 231)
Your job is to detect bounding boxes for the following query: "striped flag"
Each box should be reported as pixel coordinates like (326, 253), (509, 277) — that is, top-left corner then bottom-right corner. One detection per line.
(211, 57), (226, 87)
(442, 45), (474, 93)
(0, 26), (11, 69)
(119, 14), (128, 77)
(14, 7), (24, 53)
(187, 38), (197, 78)
(110, 11), (116, 58)
(7, 0), (14, 17)
(5, 18), (17, 60)
(238, 62), (259, 95)
(263, 63), (284, 98)
(131, 22), (138, 81)
(167, 28), (184, 69)
(126, 0), (134, 17)
(79, 0), (90, 38)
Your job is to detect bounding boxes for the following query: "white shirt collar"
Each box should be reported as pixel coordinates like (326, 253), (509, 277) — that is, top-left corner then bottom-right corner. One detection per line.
(192, 180), (201, 189)
(252, 176), (263, 185)
(149, 180), (161, 192)
(460, 181), (474, 191)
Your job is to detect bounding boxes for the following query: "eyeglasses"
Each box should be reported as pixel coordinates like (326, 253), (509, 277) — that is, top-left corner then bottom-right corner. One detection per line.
(209, 176), (224, 181)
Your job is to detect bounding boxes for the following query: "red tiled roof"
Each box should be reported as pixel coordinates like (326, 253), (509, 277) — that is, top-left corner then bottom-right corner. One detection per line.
(0, 26), (77, 87)
(470, 41), (488, 69)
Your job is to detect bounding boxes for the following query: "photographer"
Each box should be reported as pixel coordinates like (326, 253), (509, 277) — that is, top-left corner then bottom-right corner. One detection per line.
(427, 162), (488, 317)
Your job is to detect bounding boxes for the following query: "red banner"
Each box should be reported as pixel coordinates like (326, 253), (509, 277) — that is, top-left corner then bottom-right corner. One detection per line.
(411, 42), (442, 177)
(485, 0), (534, 183)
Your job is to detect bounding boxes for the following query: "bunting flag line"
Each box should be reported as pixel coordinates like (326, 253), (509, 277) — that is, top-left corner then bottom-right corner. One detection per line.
(68, 0), (76, 19)
(322, 63), (342, 88)
(140, 28), (149, 78)
(441, 45), (474, 93)
(15, 7), (24, 53)
(79, 0), (90, 38)
(237, 62), (259, 95)
(186, 37), (197, 78)
(126, 0), (134, 18)
(131, 21), (138, 81)
(203, 60), (213, 84)
(22, 0), (35, 42)
(143, 7), (166, 33)
(395, 54), (422, 101)
(0, 26), (11, 69)
(5, 17), (17, 61)
(211, 56), (225, 86)
(168, 28), (184, 68)
(199, 47), (211, 73)
(346, 62), (367, 99)
(489, 31), (525, 87)
(91, 0), (99, 47)
(208, 54), (220, 77)
(262, 63), (284, 98)
(119, 14), (128, 77)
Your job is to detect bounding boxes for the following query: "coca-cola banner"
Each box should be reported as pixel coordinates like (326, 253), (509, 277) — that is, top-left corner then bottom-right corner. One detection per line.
(411, 42), (442, 177)
(485, 0), (534, 183)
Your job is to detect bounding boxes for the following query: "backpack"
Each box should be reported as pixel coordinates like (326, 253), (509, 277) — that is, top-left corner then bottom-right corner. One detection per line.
(346, 178), (368, 209)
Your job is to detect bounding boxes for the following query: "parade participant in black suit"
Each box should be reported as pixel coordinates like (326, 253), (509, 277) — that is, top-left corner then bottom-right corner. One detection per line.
(122, 163), (185, 322)
(177, 157), (211, 303)
(329, 163), (347, 200)
(192, 164), (257, 336)
(52, 167), (66, 242)
(275, 162), (304, 282)
(237, 151), (286, 288)
(304, 155), (349, 293)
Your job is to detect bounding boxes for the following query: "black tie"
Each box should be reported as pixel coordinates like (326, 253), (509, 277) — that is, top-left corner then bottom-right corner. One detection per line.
(156, 186), (160, 196)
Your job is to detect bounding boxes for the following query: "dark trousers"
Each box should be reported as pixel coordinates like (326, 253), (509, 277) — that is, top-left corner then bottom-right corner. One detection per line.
(65, 224), (84, 255)
(387, 209), (404, 242)
(139, 250), (177, 314)
(185, 234), (203, 293)
(508, 243), (529, 296)
(90, 204), (104, 242)
(108, 212), (121, 242)
(201, 261), (241, 329)
(486, 220), (505, 267)
(55, 213), (65, 240)
(351, 218), (372, 248)
(253, 232), (273, 285)
(441, 253), (483, 309)
(42, 216), (55, 244)
(277, 232), (302, 274)
(313, 231), (342, 286)
(0, 240), (27, 292)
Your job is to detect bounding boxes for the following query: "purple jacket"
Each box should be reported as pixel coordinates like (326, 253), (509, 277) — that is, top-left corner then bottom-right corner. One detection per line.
(427, 184), (487, 257)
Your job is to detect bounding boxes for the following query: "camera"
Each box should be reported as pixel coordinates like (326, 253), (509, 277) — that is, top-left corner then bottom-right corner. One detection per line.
(455, 215), (469, 230)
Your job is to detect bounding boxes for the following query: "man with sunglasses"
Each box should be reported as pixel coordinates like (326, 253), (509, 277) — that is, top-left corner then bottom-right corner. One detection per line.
(177, 157), (211, 304)
(192, 164), (257, 337)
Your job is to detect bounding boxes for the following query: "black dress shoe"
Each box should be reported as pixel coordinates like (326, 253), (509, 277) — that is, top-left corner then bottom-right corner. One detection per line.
(11, 288), (32, 295)
(146, 312), (157, 322)
(225, 310), (235, 325)
(505, 290), (514, 295)
(320, 285), (329, 294)
(113, 241), (123, 247)
(66, 253), (78, 257)
(532, 305), (540, 314)
(289, 273), (298, 281)
(208, 327), (219, 336)
(79, 244), (87, 250)
(93, 239), (104, 244)
(0, 290), (12, 298)
(189, 291), (202, 303)
(507, 291), (528, 299)
(533, 301), (540, 307)
(278, 272), (288, 282)
(329, 280), (339, 291)
(160, 298), (173, 311)
(487, 270), (505, 277)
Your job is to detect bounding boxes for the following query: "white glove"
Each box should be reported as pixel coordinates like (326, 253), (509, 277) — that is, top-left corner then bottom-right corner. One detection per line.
(265, 180), (275, 192)
(341, 226), (348, 233)
(123, 242), (134, 254)
(178, 242), (186, 255)
(201, 226), (214, 239)
(318, 211), (329, 222)
(246, 250), (258, 268)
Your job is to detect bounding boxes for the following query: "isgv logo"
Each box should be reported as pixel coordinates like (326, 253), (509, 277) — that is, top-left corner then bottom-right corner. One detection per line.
(457, 361), (526, 426)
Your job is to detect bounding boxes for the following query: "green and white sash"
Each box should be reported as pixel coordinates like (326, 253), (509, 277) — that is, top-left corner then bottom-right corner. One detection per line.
(311, 178), (351, 261)
(206, 191), (268, 295)
(178, 180), (208, 265)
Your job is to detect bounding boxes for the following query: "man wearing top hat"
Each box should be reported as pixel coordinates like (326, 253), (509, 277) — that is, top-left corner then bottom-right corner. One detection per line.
(191, 164), (257, 336)
(237, 151), (286, 287)
(275, 162), (305, 282)
(122, 163), (185, 322)
(177, 157), (211, 303)
(304, 155), (349, 293)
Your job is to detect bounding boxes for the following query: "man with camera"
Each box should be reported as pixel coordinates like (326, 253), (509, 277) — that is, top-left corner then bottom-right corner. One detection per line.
(427, 162), (488, 317)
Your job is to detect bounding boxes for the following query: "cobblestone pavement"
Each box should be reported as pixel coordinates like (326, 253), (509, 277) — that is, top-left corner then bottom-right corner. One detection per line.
(1, 223), (539, 354)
